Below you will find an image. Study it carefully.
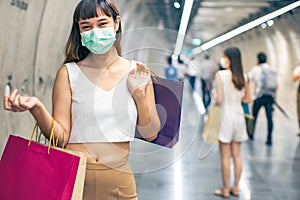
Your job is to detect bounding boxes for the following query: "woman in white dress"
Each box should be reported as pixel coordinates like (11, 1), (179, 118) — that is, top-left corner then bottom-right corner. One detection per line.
(213, 47), (252, 198)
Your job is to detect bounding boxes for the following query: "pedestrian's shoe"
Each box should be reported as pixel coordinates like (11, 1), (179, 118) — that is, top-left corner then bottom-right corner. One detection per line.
(266, 140), (272, 146)
(214, 189), (230, 198)
(229, 188), (239, 197)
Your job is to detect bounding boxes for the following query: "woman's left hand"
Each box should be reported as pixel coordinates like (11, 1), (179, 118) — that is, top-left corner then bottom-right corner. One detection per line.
(127, 62), (151, 100)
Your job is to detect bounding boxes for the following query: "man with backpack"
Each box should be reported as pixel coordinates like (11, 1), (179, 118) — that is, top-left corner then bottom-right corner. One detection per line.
(248, 52), (278, 146)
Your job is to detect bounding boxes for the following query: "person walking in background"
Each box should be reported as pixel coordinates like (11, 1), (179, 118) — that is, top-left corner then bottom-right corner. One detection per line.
(175, 54), (186, 81)
(248, 52), (278, 146)
(200, 54), (217, 111)
(165, 55), (178, 80)
(3, 0), (160, 199)
(185, 56), (199, 91)
(213, 47), (252, 198)
(292, 62), (300, 137)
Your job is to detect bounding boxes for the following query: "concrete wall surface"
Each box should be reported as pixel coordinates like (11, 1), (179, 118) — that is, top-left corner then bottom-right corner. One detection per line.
(0, 0), (173, 156)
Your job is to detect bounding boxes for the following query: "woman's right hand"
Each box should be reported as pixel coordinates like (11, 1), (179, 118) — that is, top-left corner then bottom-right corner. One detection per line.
(3, 89), (40, 112)
(127, 62), (151, 100)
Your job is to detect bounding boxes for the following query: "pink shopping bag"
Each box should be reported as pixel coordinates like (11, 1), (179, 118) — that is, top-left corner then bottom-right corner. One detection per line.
(0, 135), (80, 200)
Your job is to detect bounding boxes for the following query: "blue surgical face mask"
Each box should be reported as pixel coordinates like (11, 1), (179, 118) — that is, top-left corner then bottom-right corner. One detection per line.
(80, 27), (116, 55)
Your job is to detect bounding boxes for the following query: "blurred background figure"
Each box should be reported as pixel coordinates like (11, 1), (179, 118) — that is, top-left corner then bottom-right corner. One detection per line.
(292, 62), (300, 137)
(165, 55), (178, 81)
(213, 47), (251, 198)
(248, 52), (278, 146)
(185, 56), (199, 91)
(200, 54), (217, 111)
(175, 54), (187, 81)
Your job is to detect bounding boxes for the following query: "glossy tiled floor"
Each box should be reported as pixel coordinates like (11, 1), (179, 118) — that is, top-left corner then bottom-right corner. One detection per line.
(129, 80), (300, 200)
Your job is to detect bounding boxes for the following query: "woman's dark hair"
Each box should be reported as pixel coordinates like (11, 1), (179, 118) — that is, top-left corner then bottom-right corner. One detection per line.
(224, 47), (245, 90)
(64, 0), (122, 63)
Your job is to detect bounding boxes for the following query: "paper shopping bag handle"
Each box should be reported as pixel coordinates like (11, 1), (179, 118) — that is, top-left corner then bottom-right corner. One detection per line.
(28, 118), (55, 154)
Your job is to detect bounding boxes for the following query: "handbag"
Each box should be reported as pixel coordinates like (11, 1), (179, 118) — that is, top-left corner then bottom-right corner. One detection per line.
(0, 119), (86, 200)
(202, 104), (221, 144)
(135, 75), (184, 148)
(242, 102), (255, 138)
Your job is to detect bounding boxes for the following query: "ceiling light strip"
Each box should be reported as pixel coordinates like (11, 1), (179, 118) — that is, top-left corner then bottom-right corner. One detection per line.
(174, 0), (194, 55)
(192, 1), (300, 54)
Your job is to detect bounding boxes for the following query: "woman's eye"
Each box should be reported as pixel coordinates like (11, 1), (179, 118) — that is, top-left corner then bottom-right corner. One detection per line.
(82, 26), (90, 29)
(99, 23), (107, 27)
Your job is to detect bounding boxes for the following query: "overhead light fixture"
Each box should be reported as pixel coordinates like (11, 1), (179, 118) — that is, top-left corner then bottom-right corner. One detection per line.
(174, 0), (194, 55)
(192, 38), (202, 46)
(267, 19), (274, 26)
(174, 2), (181, 9)
(192, 1), (300, 54)
(261, 23), (267, 29)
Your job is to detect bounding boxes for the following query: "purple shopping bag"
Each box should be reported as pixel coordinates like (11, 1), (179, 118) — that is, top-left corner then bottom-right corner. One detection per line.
(135, 76), (184, 148)
(0, 135), (80, 200)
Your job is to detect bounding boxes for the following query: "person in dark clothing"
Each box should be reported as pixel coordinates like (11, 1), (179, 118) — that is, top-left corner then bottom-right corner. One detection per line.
(248, 52), (278, 146)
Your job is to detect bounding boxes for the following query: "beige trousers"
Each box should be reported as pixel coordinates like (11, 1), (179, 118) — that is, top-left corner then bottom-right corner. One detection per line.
(83, 162), (137, 200)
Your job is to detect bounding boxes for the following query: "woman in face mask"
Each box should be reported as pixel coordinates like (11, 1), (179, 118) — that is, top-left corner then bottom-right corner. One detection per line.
(3, 0), (160, 199)
(213, 47), (252, 198)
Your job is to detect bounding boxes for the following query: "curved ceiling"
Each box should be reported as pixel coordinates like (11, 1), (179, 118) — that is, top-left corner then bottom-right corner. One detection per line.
(145, 0), (299, 47)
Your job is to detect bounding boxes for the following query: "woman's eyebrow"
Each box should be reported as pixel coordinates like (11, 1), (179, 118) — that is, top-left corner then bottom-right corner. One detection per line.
(97, 18), (109, 22)
(79, 21), (90, 25)
(79, 16), (110, 25)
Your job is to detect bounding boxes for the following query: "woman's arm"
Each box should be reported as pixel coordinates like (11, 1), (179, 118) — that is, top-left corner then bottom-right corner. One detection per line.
(127, 63), (160, 141)
(292, 66), (300, 82)
(31, 66), (72, 147)
(51, 66), (72, 147)
(3, 65), (72, 147)
(292, 74), (299, 82)
(214, 72), (223, 105)
(242, 75), (252, 103)
(242, 81), (252, 103)
(133, 82), (160, 141)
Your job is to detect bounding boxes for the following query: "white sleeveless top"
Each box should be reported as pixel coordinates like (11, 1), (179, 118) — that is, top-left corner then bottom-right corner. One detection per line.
(65, 61), (137, 143)
(217, 70), (248, 143)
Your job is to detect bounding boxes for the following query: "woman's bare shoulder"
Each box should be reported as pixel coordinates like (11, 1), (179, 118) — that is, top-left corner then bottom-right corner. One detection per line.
(54, 64), (73, 84)
(118, 57), (134, 70)
(56, 64), (69, 76)
(119, 57), (131, 65)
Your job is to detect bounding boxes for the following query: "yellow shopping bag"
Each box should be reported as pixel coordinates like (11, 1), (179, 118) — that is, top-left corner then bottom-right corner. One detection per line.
(202, 104), (221, 144)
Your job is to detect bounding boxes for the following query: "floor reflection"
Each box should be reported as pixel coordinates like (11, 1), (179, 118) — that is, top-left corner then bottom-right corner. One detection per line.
(131, 79), (300, 200)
